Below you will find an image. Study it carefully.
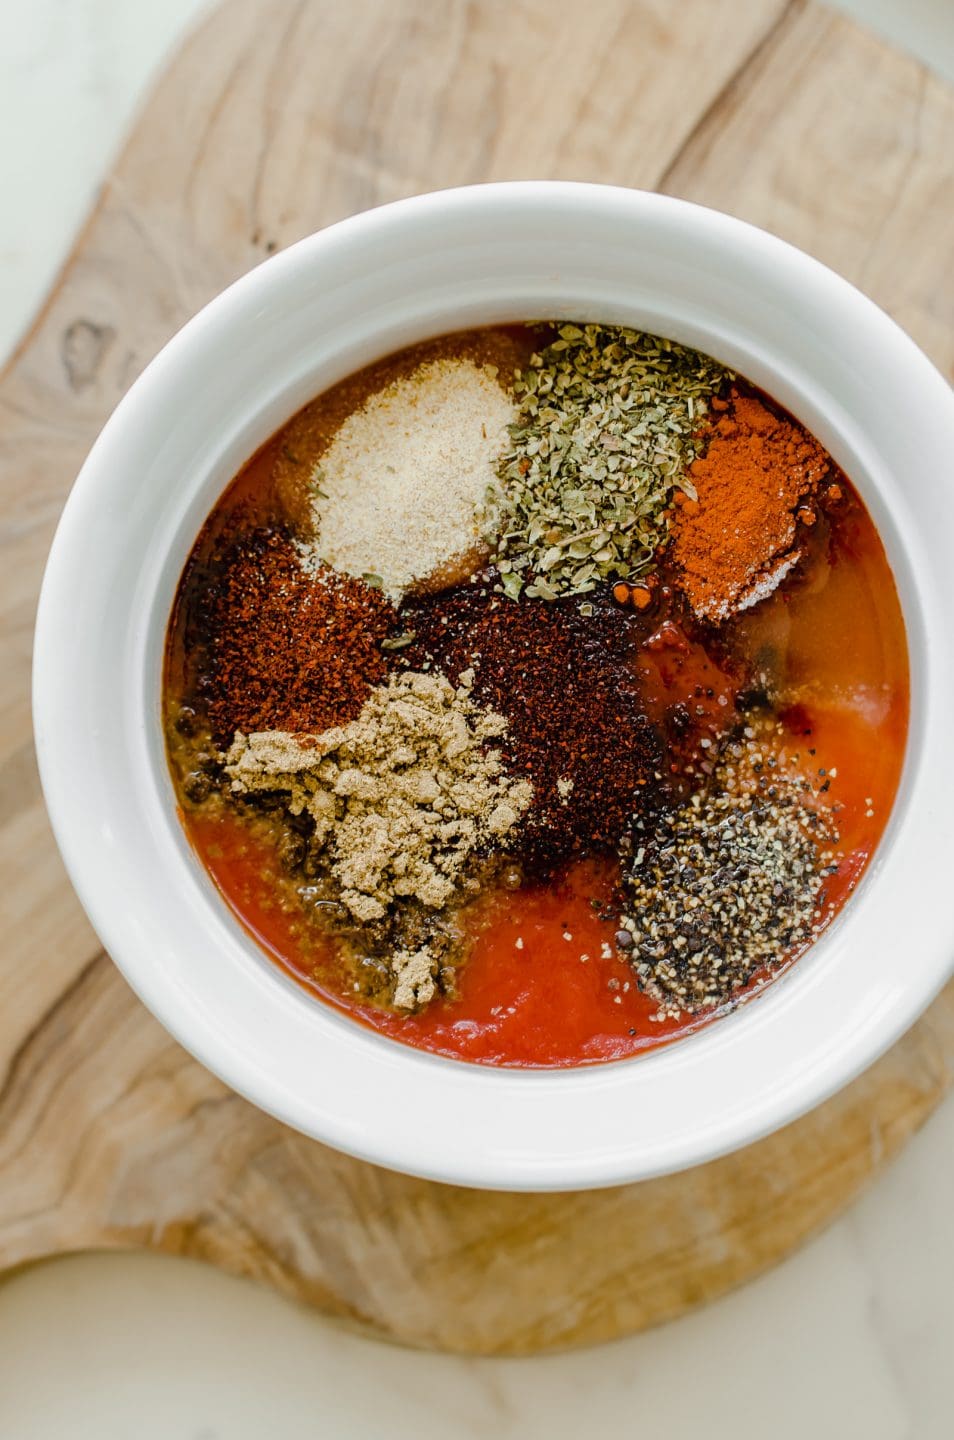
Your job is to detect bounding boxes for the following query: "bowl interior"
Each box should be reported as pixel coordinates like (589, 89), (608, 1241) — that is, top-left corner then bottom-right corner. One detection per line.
(34, 185), (954, 1189)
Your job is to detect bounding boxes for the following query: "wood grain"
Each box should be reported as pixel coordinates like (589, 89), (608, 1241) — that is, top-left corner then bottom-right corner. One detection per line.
(0, 0), (952, 1354)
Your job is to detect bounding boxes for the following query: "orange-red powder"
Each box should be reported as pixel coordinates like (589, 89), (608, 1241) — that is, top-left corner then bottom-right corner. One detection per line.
(197, 525), (395, 744)
(671, 392), (830, 621)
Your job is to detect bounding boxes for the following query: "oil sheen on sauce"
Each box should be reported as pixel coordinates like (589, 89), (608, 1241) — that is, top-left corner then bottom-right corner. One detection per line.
(181, 476), (908, 1067)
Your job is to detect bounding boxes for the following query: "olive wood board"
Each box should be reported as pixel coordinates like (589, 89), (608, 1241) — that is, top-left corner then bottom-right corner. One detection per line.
(1, 0), (952, 1357)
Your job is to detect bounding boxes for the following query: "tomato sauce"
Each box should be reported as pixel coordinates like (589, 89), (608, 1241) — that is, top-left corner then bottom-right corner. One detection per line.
(167, 320), (909, 1069)
(182, 481), (907, 1067)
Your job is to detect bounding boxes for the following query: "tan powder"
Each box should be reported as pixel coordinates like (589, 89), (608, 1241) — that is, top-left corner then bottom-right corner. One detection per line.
(224, 670), (532, 930)
(392, 949), (438, 1011)
(307, 359), (516, 600)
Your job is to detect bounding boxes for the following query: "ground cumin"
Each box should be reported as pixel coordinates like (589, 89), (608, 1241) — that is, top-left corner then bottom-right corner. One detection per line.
(223, 670), (532, 1006)
(671, 392), (830, 621)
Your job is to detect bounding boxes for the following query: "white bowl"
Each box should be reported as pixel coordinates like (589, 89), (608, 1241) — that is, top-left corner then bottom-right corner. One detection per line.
(33, 182), (954, 1191)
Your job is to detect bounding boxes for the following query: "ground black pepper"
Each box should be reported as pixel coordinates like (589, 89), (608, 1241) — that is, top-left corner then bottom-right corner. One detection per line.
(618, 725), (841, 1016)
(400, 574), (666, 869)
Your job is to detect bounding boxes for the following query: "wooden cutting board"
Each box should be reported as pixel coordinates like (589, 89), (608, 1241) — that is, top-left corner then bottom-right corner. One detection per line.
(1, 0), (952, 1357)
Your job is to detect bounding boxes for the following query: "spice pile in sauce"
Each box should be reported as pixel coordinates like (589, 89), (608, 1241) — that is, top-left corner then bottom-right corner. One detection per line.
(165, 323), (909, 1068)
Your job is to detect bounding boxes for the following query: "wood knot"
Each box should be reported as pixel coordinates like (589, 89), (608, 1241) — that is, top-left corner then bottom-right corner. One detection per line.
(62, 319), (116, 392)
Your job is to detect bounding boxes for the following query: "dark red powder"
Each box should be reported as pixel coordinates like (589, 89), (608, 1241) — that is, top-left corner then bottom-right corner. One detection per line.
(188, 525), (395, 744)
(400, 576), (665, 870)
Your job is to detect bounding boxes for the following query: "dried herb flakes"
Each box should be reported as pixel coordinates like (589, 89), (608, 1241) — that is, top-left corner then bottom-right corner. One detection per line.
(484, 325), (730, 600)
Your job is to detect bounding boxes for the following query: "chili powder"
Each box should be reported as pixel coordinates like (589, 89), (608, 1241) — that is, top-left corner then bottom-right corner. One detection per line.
(671, 391), (831, 621)
(400, 577), (665, 869)
(187, 524), (395, 744)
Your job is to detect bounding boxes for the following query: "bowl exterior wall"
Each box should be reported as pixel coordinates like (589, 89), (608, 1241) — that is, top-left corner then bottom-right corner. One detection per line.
(33, 183), (954, 1189)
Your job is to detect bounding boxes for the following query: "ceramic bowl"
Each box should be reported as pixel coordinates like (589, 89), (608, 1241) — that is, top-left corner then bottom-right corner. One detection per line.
(33, 182), (954, 1190)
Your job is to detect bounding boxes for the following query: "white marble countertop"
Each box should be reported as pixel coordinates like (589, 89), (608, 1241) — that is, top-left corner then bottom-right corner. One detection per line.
(1, 2), (953, 1436)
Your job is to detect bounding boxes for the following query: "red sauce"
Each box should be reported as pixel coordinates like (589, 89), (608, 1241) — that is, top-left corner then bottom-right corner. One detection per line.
(183, 488), (907, 1067)
(167, 325), (909, 1069)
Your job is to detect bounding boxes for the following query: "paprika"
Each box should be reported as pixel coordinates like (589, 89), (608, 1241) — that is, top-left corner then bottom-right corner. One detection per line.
(671, 392), (831, 621)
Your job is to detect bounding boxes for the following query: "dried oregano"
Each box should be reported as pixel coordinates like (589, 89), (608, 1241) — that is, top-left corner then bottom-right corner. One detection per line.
(483, 325), (731, 600)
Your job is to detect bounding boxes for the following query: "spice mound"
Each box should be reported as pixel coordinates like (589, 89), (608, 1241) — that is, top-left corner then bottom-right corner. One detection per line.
(486, 324), (729, 600)
(402, 579), (666, 869)
(164, 319), (907, 1061)
(618, 727), (840, 1017)
(197, 525), (394, 745)
(224, 670), (533, 1009)
(308, 358), (516, 600)
(671, 393), (831, 622)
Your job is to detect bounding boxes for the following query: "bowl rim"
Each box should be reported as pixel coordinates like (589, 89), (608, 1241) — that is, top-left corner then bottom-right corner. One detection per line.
(33, 181), (954, 1190)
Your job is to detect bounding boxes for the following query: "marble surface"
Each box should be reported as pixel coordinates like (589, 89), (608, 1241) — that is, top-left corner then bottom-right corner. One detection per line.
(2, 1), (953, 1435)
(3, 1108), (954, 1439)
